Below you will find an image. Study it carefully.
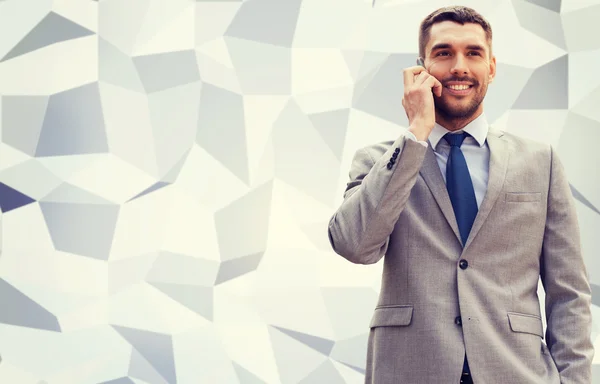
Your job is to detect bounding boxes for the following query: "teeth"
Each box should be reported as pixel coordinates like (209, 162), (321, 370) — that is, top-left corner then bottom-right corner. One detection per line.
(448, 85), (470, 90)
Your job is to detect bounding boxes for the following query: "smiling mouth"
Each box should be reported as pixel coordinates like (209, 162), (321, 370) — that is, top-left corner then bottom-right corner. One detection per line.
(446, 84), (472, 91)
(444, 84), (474, 95)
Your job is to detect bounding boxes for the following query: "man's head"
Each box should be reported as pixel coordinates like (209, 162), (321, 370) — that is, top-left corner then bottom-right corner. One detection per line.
(418, 6), (496, 125)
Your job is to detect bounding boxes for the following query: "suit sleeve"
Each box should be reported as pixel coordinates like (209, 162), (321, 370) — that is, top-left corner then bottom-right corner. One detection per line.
(327, 134), (427, 264)
(540, 145), (594, 383)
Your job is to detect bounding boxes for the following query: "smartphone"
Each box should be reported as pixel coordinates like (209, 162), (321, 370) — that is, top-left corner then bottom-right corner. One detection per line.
(416, 57), (425, 67)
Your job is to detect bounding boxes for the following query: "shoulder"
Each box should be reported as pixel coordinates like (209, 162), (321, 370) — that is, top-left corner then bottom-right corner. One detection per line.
(488, 126), (551, 157)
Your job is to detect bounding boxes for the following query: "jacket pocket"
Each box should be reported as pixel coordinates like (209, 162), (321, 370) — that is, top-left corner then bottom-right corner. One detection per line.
(507, 312), (544, 338)
(370, 305), (413, 328)
(505, 192), (541, 202)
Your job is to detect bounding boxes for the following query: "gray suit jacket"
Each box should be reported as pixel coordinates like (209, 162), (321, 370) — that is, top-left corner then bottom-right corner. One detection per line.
(328, 128), (593, 384)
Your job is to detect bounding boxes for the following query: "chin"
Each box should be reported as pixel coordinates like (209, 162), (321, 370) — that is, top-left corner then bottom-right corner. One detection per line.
(436, 99), (482, 120)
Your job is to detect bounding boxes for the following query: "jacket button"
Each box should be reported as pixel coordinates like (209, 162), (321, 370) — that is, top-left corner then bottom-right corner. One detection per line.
(392, 152), (398, 159)
(459, 259), (468, 269)
(394, 148), (400, 154)
(387, 162), (393, 170)
(455, 316), (462, 326)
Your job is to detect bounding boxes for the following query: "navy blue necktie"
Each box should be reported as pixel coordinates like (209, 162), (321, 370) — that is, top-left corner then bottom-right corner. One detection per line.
(444, 132), (478, 246)
(443, 132), (478, 380)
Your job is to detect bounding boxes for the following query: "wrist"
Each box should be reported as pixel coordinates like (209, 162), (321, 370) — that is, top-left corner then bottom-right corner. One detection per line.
(408, 124), (432, 142)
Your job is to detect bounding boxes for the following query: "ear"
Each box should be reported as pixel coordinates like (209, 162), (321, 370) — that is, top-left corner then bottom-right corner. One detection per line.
(488, 55), (497, 83)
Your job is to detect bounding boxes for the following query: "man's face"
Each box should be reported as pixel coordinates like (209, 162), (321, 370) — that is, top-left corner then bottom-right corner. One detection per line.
(423, 21), (496, 121)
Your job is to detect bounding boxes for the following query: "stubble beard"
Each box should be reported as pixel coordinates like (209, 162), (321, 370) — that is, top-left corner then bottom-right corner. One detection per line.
(435, 83), (488, 123)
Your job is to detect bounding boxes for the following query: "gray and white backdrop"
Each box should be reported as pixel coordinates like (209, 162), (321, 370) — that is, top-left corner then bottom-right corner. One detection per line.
(0, 0), (598, 383)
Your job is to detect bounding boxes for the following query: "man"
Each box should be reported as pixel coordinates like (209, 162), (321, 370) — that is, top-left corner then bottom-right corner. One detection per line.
(327, 6), (593, 384)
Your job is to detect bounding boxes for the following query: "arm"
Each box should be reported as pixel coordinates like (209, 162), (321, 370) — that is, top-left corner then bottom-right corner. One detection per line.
(327, 133), (427, 264)
(540, 145), (594, 383)
(327, 64), (440, 264)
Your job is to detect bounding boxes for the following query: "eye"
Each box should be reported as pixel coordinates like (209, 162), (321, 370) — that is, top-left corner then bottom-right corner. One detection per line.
(435, 51), (450, 57)
(467, 51), (482, 56)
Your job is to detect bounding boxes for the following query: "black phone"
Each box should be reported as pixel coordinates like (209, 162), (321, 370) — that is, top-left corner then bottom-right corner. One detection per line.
(416, 57), (425, 67)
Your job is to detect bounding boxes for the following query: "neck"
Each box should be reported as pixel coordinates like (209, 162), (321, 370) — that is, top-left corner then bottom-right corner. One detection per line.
(435, 109), (483, 132)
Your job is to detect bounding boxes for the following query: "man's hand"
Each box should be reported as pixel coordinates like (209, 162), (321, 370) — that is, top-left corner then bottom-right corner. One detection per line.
(401, 66), (443, 141)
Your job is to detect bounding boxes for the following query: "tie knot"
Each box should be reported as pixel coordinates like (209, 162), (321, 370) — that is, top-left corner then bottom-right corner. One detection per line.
(444, 132), (469, 147)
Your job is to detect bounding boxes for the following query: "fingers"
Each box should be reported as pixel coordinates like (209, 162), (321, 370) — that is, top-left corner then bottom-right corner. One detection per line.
(403, 66), (427, 87)
(413, 71), (430, 86)
(424, 75), (443, 97)
(434, 79), (443, 97)
(411, 70), (444, 97)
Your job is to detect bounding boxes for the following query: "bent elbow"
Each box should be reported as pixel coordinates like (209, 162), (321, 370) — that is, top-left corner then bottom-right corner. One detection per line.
(327, 220), (383, 265)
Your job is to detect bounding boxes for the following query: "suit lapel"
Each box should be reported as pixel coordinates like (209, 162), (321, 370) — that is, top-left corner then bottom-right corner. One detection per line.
(419, 144), (462, 244)
(418, 127), (509, 250)
(463, 128), (509, 251)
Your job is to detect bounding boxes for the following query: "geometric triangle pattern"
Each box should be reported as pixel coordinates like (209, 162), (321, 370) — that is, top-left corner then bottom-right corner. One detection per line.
(35, 83), (109, 157)
(593, 284), (600, 307)
(101, 379), (137, 384)
(0, 1), (598, 383)
(0, 278), (61, 332)
(0, 182), (36, 213)
(0, 12), (95, 63)
(99, 379), (136, 384)
(148, 282), (213, 321)
(513, 0), (567, 49)
(298, 361), (347, 384)
(272, 325), (335, 356)
(524, 0), (561, 13)
(512, 55), (568, 109)
(214, 251), (264, 285)
(308, 109), (350, 161)
(571, 184), (600, 215)
(112, 326), (176, 384)
(127, 181), (171, 202)
(232, 362), (269, 384)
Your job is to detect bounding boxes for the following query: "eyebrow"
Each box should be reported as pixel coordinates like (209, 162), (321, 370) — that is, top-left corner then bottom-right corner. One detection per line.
(430, 43), (486, 52)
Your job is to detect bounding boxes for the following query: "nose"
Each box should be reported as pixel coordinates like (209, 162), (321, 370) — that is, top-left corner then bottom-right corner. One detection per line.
(451, 55), (469, 76)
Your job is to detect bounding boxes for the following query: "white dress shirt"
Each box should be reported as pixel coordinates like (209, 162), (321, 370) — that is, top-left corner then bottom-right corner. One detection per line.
(405, 113), (490, 209)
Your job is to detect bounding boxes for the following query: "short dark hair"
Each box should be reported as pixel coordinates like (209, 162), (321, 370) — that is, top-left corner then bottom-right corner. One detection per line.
(418, 6), (493, 59)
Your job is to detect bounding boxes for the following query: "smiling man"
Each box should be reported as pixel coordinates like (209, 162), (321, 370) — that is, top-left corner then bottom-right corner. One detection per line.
(328, 6), (593, 384)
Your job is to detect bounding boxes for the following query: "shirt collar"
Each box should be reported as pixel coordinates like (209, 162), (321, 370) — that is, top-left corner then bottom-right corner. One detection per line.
(428, 113), (489, 151)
